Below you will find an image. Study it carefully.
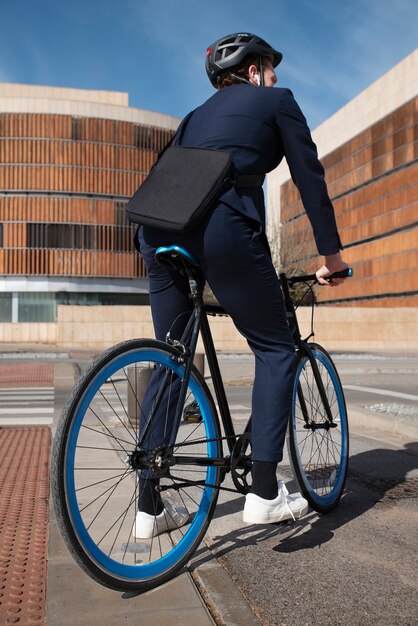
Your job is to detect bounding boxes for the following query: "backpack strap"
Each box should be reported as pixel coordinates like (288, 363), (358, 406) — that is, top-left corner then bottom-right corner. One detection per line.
(156, 110), (195, 161)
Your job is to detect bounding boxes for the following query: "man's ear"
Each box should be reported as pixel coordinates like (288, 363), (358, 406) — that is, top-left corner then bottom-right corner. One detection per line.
(248, 63), (259, 85)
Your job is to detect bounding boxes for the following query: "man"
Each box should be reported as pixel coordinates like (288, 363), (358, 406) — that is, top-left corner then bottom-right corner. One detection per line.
(135, 32), (348, 536)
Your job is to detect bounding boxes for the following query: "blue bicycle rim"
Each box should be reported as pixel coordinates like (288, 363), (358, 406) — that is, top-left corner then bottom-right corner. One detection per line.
(292, 349), (348, 507)
(64, 348), (218, 581)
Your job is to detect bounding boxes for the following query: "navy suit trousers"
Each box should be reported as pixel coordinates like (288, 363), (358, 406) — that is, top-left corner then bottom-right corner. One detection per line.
(137, 203), (297, 463)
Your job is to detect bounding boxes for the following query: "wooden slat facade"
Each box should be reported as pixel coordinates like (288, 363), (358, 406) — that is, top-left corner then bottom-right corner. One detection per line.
(279, 97), (418, 306)
(0, 113), (175, 279)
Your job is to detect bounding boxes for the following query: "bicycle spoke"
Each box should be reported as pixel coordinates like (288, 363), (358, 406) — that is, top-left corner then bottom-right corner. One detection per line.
(81, 423), (134, 448)
(97, 386), (137, 445)
(80, 469), (133, 514)
(76, 471), (130, 492)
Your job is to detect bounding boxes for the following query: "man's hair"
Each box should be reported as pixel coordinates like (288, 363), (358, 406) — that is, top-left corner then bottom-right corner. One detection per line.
(217, 55), (260, 89)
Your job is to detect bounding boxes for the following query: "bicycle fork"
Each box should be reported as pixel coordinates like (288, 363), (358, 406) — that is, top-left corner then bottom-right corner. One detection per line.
(298, 343), (337, 429)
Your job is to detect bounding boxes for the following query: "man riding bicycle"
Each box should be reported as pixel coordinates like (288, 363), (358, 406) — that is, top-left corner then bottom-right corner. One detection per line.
(134, 32), (348, 537)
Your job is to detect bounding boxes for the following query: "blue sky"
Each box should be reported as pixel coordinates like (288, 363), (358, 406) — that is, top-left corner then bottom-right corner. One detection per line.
(0, 0), (417, 129)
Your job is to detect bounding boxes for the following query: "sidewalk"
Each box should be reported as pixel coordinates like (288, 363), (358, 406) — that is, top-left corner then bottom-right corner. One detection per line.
(0, 353), (260, 626)
(46, 352), (259, 626)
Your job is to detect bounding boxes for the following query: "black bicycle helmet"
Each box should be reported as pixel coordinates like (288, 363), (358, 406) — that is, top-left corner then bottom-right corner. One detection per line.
(206, 32), (282, 87)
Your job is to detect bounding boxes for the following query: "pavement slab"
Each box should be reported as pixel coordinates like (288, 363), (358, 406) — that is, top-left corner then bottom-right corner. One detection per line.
(47, 512), (215, 626)
(0, 427), (51, 626)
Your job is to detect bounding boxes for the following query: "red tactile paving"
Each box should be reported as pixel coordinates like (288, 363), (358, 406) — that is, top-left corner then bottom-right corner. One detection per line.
(0, 427), (51, 626)
(0, 364), (54, 388)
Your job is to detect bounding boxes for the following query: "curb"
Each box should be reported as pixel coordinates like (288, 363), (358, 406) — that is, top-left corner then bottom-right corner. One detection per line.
(348, 406), (418, 440)
(192, 559), (261, 626)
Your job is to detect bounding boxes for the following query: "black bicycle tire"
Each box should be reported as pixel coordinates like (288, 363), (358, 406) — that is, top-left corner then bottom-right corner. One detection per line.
(51, 338), (222, 592)
(287, 343), (349, 513)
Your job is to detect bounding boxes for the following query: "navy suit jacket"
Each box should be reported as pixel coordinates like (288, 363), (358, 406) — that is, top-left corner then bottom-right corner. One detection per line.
(176, 84), (342, 256)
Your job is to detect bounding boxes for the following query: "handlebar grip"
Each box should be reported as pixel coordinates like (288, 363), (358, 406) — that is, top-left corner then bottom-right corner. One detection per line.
(287, 267), (353, 285)
(328, 268), (353, 279)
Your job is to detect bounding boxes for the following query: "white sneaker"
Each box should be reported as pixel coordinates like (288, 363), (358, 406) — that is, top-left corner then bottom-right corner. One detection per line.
(133, 498), (189, 540)
(243, 481), (308, 525)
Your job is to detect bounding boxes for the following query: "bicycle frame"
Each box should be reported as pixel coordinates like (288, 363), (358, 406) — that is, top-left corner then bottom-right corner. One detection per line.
(137, 265), (239, 481)
(139, 261), (351, 479)
(169, 269), (238, 450)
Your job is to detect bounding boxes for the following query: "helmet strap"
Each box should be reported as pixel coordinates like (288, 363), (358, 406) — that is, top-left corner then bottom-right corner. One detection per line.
(229, 72), (253, 86)
(259, 56), (264, 87)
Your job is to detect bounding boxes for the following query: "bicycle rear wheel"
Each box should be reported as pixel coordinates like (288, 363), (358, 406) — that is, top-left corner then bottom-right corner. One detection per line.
(52, 339), (221, 592)
(288, 344), (349, 513)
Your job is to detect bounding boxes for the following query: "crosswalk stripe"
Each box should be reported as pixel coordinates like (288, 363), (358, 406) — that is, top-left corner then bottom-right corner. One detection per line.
(0, 395), (54, 402)
(0, 387), (53, 393)
(0, 386), (55, 425)
(0, 416), (53, 425)
(0, 407), (54, 414)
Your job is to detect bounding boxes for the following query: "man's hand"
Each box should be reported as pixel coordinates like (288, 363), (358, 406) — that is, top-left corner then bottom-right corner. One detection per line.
(316, 252), (349, 287)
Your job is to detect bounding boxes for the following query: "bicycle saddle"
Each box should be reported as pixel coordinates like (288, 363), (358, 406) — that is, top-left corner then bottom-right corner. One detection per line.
(155, 245), (200, 272)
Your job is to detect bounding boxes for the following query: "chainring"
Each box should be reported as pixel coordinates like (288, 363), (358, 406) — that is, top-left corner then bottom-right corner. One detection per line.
(230, 432), (252, 494)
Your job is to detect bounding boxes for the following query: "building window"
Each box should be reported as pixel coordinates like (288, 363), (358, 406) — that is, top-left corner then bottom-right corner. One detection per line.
(135, 125), (155, 150)
(27, 223), (93, 250)
(18, 293), (56, 323)
(72, 117), (81, 141)
(0, 223), (3, 248)
(115, 201), (128, 226)
(0, 294), (12, 322)
(56, 292), (149, 306)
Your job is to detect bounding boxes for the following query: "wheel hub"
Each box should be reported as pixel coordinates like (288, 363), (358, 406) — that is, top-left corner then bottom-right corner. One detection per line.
(150, 446), (174, 476)
(127, 445), (175, 476)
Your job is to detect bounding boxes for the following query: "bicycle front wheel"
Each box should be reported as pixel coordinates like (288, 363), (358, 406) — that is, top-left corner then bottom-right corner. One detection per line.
(288, 344), (349, 513)
(52, 339), (221, 592)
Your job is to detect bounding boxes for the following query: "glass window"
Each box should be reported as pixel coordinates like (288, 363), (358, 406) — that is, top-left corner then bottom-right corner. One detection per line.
(56, 292), (149, 306)
(0, 293), (12, 322)
(72, 118), (81, 141)
(98, 293), (149, 305)
(56, 292), (100, 306)
(27, 223), (94, 250)
(18, 293), (57, 322)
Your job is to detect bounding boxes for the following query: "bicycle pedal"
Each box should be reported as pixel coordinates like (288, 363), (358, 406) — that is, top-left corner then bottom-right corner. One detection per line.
(183, 414), (203, 423)
(183, 401), (202, 423)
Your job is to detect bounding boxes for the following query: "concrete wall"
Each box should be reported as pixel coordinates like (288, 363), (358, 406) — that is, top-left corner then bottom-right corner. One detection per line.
(0, 82), (180, 130)
(1, 305), (417, 353)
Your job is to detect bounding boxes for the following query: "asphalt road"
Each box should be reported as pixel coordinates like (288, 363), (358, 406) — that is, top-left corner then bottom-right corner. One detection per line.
(199, 424), (417, 625)
(220, 352), (418, 422)
(199, 353), (418, 626)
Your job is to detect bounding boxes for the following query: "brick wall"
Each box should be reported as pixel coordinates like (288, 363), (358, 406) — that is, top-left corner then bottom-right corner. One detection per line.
(0, 113), (174, 279)
(280, 97), (418, 306)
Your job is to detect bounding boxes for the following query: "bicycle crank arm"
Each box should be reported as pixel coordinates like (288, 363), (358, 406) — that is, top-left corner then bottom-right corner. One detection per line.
(303, 421), (338, 430)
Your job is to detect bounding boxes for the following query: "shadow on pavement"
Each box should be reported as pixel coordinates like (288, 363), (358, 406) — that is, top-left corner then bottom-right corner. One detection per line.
(200, 441), (418, 559)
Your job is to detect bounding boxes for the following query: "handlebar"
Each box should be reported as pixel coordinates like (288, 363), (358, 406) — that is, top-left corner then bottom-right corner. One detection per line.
(287, 267), (353, 285)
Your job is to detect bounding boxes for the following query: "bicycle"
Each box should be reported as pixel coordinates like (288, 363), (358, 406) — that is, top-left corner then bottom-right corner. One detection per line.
(52, 244), (352, 592)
